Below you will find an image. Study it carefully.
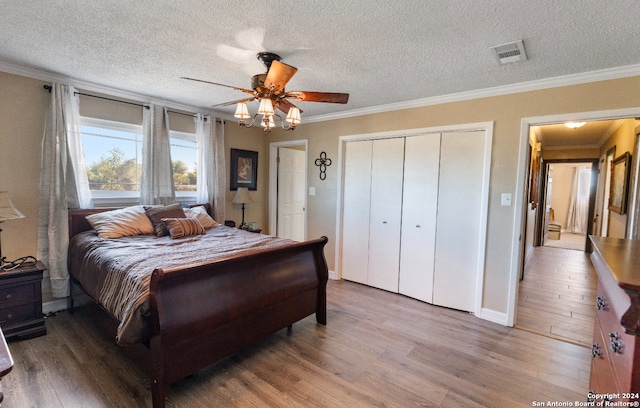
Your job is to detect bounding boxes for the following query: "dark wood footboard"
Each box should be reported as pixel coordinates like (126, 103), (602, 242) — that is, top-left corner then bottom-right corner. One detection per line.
(67, 207), (328, 408)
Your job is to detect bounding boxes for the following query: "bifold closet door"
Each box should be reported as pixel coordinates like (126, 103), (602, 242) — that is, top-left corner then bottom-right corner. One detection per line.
(432, 130), (486, 312)
(398, 133), (441, 302)
(341, 140), (373, 285)
(367, 137), (405, 292)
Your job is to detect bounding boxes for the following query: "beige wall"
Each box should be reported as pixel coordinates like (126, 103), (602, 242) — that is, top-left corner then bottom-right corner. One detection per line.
(268, 76), (640, 315)
(3, 69), (640, 317)
(599, 120), (637, 238)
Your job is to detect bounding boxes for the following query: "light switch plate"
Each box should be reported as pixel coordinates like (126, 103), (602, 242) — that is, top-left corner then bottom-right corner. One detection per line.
(501, 193), (512, 206)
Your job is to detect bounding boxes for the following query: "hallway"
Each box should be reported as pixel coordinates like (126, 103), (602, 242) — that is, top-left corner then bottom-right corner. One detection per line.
(516, 245), (597, 347)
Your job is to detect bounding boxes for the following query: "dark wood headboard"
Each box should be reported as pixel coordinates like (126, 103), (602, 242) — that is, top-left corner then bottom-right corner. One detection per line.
(68, 203), (213, 240)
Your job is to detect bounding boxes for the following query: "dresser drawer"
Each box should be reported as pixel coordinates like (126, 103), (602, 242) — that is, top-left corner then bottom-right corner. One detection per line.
(0, 284), (37, 309)
(0, 303), (38, 327)
(595, 283), (637, 393)
(590, 313), (620, 395)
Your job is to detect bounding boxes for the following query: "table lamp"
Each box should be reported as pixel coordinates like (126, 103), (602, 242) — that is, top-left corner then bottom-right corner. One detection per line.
(0, 192), (25, 265)
(232, 187), (252, 229)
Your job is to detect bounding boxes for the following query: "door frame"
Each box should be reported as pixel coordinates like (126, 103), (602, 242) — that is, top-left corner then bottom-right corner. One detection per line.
(335, 121), (493, 317)
(535, 159), (599, 251)
(507, 107), (640, 326)
(268, 139), (308, 237)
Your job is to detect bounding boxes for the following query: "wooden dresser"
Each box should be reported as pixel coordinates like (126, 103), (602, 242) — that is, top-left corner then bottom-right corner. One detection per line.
(589, 237), (640, 403)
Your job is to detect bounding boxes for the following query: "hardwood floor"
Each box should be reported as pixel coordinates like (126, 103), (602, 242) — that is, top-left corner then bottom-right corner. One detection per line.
(3, 280), (590, 407)
(517, 244), (597, 347)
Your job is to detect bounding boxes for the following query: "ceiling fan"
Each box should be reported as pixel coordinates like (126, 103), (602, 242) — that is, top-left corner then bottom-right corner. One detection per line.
(182, 52), (349, 132)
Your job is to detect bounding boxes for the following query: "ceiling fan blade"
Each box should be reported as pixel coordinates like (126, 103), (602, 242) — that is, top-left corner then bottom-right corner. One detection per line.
(285, 91), (349, 104)
(181, 77), (255, 95)
(274, 98), (303, 115)
(264, 61), (297, 94)
(212, 96), (256, 107)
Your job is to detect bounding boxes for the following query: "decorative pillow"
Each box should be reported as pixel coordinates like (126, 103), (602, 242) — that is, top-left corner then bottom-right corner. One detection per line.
(144, 203), (186, 237)
(86, 206), (154, 239)
(162, 217), (206, 239)
(184, 205), (219, 229)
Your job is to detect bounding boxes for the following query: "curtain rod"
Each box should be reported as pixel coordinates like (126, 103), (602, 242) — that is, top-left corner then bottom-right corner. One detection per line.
(43, 85), (149, 109)
(43, 85), (223, 123)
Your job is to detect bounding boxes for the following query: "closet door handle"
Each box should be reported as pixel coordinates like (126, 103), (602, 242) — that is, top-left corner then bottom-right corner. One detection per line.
(382, 221), (387, 224)
(415, 225), (421, 228)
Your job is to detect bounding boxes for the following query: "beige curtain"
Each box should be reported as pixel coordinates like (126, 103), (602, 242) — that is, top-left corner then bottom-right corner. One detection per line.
(140, 105), (175, 205)
(195, 115), (226, 222)
(37, 83), (90, 297)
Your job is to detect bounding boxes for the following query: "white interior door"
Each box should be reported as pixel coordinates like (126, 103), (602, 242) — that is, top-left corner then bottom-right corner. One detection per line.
(341, 140), (373, 285)
(277, 147), (306, 241)
(367, 137), (405, 292)
(399, 133), (441, 302)
(433, 130), (486, 312)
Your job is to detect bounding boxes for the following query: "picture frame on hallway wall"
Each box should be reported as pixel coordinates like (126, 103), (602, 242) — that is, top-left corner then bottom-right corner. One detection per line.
(230, 148), (258, 191)
(609, 151), (631, 214)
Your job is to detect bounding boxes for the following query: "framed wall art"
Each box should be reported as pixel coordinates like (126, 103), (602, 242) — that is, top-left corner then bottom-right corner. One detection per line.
(609, 151), (631, 215)
(230, 148), (258, 191)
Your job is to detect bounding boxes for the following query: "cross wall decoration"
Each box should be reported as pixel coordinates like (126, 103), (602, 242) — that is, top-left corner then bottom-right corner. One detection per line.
(314, 151), (332, 180)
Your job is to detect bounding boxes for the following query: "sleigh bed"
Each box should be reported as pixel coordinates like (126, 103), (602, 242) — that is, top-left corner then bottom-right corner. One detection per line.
(67, 204), (328, 408)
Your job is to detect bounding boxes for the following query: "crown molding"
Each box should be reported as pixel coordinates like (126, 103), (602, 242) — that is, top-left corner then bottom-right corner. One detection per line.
(305, 63), (640, 123)
(3, 59), (640, 124)
(0, 60), (235, 119)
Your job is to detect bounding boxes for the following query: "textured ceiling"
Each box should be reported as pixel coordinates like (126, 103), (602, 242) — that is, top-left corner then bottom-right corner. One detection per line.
(2, 0), (640, 128)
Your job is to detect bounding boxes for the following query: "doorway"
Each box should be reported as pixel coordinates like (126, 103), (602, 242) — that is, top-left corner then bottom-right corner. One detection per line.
(506, 108), (640, 328)
(268, 140), (308, 241)
(541, 161), (597, 252)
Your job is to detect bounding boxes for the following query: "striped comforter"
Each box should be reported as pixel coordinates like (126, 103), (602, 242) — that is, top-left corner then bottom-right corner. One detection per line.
(68, 225), (294, 345)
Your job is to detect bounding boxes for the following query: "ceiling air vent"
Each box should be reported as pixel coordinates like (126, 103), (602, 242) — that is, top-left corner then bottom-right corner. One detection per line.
(490, 40), (527, 64)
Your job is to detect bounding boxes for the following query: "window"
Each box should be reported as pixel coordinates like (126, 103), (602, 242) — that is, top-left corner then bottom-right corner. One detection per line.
(80, 117), (198, 205)
(170, 131), (197, 196)
(80, 118), (143, 205)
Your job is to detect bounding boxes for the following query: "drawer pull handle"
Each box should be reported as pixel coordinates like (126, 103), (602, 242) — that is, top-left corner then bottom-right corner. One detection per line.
(595, 296), (606, 310)
(591, 343), (602, 358)
(610, 341), (622, 353)
(4, 294), (12, 300)
(6, 313), (12, 319)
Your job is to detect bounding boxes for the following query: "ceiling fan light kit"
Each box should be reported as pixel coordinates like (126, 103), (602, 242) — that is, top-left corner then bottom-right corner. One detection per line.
(184, 52), (348, 133)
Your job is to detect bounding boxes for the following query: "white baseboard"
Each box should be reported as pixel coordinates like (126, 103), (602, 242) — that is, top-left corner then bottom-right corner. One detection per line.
(328, 270), (338, 280)
(478, 307), (510, 326)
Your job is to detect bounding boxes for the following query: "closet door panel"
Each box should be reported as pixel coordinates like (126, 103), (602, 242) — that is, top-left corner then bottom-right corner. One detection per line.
(433, 131), (485, 312)
(341, 140), (373, 285)
(368, 137), (405, 292)
(399, 133), (441, 302)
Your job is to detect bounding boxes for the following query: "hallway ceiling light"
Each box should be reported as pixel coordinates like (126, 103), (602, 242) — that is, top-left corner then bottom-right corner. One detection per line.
(565, 121), (586, 129)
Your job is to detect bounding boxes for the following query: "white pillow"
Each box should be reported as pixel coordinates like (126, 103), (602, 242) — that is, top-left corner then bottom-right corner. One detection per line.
(86, 205), (155, 239)
(184, 205), (219, 229)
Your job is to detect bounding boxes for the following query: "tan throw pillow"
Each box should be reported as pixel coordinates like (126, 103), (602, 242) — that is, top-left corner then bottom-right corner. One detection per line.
(162, 217), (206, 239)
(86, 206), (154, 239)
(184, 205), (219, 229)
(144, 203), (186, 237)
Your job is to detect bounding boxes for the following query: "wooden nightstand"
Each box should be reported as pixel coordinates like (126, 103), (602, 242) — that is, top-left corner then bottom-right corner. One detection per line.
(0, 261), (46, 341)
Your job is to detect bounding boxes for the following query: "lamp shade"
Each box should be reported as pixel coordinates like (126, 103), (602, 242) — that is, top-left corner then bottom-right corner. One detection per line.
(234, 102), (250, 119)
(232, 187), (252, 204)
(257, 98), (274, 116)
(0, 192), (25, 222)
(285, 106), (301, 125)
